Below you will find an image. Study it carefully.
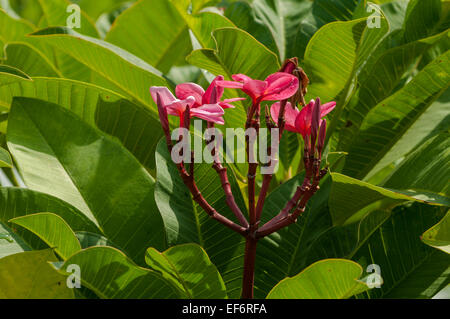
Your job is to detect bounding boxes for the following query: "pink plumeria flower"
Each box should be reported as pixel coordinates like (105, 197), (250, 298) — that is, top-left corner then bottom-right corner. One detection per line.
(176, 75), (245, 110)
(270, 99), (336, 139)
(217, 72), (299, 103)
(150, 86), (225, 125)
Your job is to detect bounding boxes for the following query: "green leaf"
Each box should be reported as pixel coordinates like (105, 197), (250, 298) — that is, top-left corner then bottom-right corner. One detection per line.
(335, 31), (448, 156)
(343, 50), (450, 179)
(226, 0), (312, 60)
(37, 0), (99, 38)
(10, 212), (81, 260)
(304, 17), (388, 105)
(75, 231), (117, 249)
(267, 259), (368, 299)
(187, 27), (280, 128)
(403, 0), (443, 43)
(0, 249), (74, 299)
(382, 132), (450, 195)
(95, 98), (163, 173)
(252, 173), (333, 298)
(55, 246), (180, 299)
(145, 243), (227, 299)
(0, 221), (30, 259)
(3, 42), (61, 77)
(7, 97), (166, 263)
(0, 76), (160, 172)
(422, 211), (450, 254)
(329, 173), (448, 226)
(78, 0), (132, 20)
(0, 64), (31, 88)
(292, 0), (361, 59)
(352, 204), (450, 299)
(0, 187), (100, 248)
(0, 145), (12, 167)
(155, 139), (246, 297)
(29, 27), (168, 109)
(0, 76), (124, 123)
(105, 0), (234, 73)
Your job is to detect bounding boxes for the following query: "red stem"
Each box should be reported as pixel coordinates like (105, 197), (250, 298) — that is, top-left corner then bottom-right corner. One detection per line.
(241, 237), (258, 299)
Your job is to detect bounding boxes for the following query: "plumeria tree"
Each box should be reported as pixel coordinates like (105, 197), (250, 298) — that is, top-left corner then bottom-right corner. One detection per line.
(0, 0), (448, 300)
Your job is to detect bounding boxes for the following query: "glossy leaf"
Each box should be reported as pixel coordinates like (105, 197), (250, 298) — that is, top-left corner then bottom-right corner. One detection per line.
(0, 146), (12, 167)
(3, 42), (61, 77)
(7, 97), (166, 263)
(422, 211), (450, 254)
(145, 244), (227, 299)
(329, 173), (449, 226)
(155, 139), (247, 297)
(29, 27), (168, 109)
(105, 0), (234, 73)
(343, 50), (450, 179)
(10, 213), (81, 260)
(0, 221), (30, 259)
(267, 259), (368, 299)
(0, 249), (74, 299)
(55, 246), (180, 299)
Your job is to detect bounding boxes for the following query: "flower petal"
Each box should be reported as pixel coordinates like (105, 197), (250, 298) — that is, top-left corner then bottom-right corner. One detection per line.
(263, 72), (299, 101)
(203, 75), (224, 104)
(232, 74), (253, 82)
(190, 103), (225, 124)
(242, 79), (268, 100)
(166, 96), (196, 117)
(216, 80), (244, 89)
(175, 82), (204, 106)
(270, 102), (298, 132)
(320, 101), (336, 118)
(294, 100), (314, 137)
(150, 86), (177, 106)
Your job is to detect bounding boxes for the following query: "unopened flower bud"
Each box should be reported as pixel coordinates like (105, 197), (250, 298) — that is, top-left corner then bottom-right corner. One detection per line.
(310, 97), (321, 149)
(156, 92), (169, 133)
(318, 119), (327, 155)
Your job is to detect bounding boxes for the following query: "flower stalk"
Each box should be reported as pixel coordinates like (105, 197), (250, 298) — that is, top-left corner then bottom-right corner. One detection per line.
(151, 58), (334, 299)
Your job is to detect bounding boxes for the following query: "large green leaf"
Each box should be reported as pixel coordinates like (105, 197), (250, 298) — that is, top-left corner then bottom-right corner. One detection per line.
(0, 146), (12, 167)
(0, 76), (160, 172)
(267, 259), (368, 299)
(36, 0), (99, 81)
(54, 246), (180, 299)
(0, 249), (74, 299)
(289, 0), (361, 59)
(0, 64), (31, 90)
(105, 0), (234, 74)
(187, 27), (280, 128)
(7, 97), (166, 263)
(3, 42), (61, 77)
(95, 98), (163, 172)
(343, 50), (450, 179)
(37, 0), (99, 38)
(145, 243), (227, 299)
(422, 211), (450, 254)
(0, 187), (100, 248)
(225, 0), (312, 60)
(29, 27), (168, 110)
(252, 173), (333, 298)
(304, 16), (388, 112)
(334, 31), (449, 156)
(382, 131), (449, 195)
(10, 212), (81, 260)
(0, 221), (30, 259)
(329, 172), (449, 226)
(155, 139), (246, 297)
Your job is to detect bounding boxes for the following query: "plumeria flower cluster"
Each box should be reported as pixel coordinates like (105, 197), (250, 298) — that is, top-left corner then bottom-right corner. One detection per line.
(150, 57), (336, 299)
